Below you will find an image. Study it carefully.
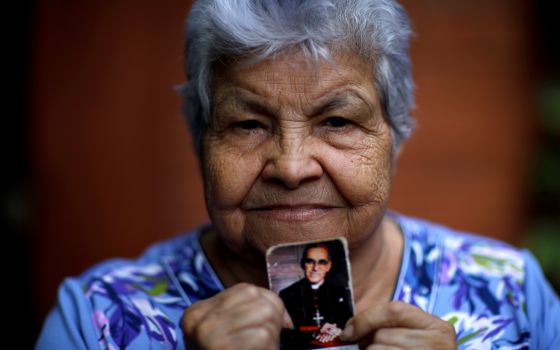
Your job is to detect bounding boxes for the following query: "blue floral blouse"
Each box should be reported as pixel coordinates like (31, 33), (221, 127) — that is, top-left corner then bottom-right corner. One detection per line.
(36, 213), (560, 349)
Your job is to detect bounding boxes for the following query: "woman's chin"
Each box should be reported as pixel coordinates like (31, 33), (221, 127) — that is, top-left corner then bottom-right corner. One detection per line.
(243, 221), (350, 253)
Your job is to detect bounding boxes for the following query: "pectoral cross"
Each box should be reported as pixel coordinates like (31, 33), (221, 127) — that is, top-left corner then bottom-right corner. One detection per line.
(313, 309), (324, 327)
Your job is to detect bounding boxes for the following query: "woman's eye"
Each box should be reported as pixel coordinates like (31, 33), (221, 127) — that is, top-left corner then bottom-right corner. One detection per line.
(234, 119), (264, 130)
(324, 117), (350, 128)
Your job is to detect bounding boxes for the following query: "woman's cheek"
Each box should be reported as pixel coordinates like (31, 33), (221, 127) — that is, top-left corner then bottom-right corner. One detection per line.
(204, 143), (263, 210)
(319, 141), (392, 207)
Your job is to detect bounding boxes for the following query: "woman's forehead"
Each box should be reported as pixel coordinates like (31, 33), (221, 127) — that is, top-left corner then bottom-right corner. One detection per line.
(212, 50), (378, 111)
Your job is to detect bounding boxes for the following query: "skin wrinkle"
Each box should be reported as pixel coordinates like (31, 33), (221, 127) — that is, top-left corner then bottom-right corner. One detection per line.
(202, 51), (397, 296)
(213, 54), (381, 115)
(210, 89), (385, 165)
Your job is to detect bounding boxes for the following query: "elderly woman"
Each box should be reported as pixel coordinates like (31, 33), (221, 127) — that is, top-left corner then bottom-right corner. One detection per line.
(36, 0), (559, 349)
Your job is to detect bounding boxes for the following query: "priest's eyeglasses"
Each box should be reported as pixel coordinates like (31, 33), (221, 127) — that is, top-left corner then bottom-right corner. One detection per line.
(303, 258), (330, 266)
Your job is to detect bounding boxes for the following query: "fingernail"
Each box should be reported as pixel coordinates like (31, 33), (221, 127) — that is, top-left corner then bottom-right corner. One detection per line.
(340, 324), (354, 340)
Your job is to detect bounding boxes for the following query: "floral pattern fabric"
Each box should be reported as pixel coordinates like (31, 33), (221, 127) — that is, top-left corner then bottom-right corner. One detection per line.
(36, 214), (560, 349)
(394, 217), (534, 349)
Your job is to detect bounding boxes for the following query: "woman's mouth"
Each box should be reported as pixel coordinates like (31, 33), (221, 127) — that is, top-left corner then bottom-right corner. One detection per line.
(247, 205), (335, 221)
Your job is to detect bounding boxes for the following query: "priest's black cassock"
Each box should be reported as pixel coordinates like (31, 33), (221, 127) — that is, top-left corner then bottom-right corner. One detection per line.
(279, 278), (353, 349)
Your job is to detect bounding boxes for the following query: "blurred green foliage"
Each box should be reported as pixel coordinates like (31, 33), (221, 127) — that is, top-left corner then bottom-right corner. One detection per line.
(524, 82), (560, 293)
(539, 83), (560, 134)
(524, 221), (560, 291)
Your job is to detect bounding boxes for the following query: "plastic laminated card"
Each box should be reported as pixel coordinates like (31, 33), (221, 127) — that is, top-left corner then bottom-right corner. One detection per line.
(266, 237), (359, 350)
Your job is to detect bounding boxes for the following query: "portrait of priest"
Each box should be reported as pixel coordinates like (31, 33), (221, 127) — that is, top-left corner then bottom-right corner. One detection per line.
(279, 242), (354, 349)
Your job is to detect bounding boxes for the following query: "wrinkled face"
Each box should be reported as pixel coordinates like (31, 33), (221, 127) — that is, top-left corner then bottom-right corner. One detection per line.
(202, 50), (394, 256)
(303, 247), (332, 284)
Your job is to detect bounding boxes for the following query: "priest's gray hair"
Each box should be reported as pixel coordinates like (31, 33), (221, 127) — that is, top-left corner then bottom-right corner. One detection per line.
(181, 0), (415, 156)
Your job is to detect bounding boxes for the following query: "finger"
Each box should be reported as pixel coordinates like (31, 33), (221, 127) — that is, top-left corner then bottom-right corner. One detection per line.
(189, 297), (283, 348)
(182, 284), (260, 336)
(183, 284), (284, 345)
(375, 327), (457, 349)
(282, 310), (294, 329)
(319, 334), (331, 343)
(365, 345), (402, 350)
(200, 325), (279, 350)
(258, 286), (294, 329)
(182, 298), (216, 336)
(341, 302), (439, 341)
(217, 283), (270, 309)
(373, 327), (426, 348)
(205, 293), (284, 335)
(228, 327), (280, 350)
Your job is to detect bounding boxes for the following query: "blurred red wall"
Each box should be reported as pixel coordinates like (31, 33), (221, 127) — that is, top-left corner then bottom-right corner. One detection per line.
(30, 0), (536, 327)
(391, 0), (535, 241)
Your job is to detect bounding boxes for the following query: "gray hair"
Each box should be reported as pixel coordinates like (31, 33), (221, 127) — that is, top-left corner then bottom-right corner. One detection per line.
(181, 0), (415, 156)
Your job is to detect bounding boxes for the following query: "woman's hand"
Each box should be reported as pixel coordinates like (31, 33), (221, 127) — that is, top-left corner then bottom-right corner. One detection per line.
(181, 283), (293, 350)
(340, 301), (456, 349)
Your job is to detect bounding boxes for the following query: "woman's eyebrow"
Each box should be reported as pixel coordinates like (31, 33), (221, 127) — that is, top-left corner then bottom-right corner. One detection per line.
(215, 89), (372, 118)
(311, 97), (351, 116)
(214, 93), (277, 118)
(307, 91), (371, 117)
(240, 99), (276, 118)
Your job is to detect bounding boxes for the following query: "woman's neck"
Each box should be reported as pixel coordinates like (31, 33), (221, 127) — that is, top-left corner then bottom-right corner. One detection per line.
(349, 216), (404, 313)
(200, 228), (269, 288)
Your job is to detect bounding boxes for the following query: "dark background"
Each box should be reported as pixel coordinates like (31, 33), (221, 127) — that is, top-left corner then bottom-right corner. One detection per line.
(4, 1), (559, 348)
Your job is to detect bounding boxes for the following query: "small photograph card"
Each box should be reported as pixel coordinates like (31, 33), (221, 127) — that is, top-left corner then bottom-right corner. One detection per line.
(266, 238), (358, 350)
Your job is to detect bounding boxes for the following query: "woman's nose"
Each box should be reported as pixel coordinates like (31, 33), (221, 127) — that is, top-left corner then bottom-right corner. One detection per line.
(261, 137), (323, 189)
